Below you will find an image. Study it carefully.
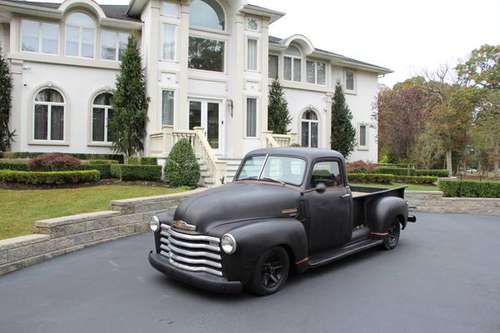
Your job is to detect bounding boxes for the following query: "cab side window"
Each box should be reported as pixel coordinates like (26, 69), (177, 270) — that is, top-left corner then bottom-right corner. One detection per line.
(311, 161), (343, 188)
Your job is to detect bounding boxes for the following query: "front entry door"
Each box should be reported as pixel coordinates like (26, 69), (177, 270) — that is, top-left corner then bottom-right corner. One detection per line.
(189, 100), (224, 155)
(305, 159), (352, 254)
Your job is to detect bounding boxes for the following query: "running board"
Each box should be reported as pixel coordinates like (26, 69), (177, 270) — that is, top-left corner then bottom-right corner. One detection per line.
(308, 239), (383, 267)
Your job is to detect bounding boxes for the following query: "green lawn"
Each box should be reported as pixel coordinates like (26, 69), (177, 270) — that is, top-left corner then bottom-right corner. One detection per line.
(0, 184), (189, 240)
(350, 182), (440, 192)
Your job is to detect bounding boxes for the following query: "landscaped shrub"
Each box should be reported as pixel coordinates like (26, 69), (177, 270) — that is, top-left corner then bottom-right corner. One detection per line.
(439, 180), (500, 198)
(347, 160), (378, 173)
(0, 170), (100, 185)
(378, 163), (413, 168)
(394, 175), (437, 185)
(165, 139), (200, 187)
(348, 173), (394, 184)
(127, 157), (157, 165)
(87, 159), (119, 165)
(415, 169), (449, 177)
(110, 164), (162, 181)
(0, 152), (124, 163)
(374, 167), (416, 176)
(0, 159), (29, 171)
(79, 164), (112, 178)
(29, 153), (81, 171)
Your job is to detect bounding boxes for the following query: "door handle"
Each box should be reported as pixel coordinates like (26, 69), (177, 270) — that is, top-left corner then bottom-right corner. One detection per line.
(340, 193), (351, 199)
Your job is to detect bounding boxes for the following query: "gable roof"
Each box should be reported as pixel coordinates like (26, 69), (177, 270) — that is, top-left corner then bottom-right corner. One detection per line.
(269, 35), (392, 74)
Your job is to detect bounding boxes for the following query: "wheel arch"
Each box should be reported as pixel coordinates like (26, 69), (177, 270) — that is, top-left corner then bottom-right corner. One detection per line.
(371, 196), (408, 232)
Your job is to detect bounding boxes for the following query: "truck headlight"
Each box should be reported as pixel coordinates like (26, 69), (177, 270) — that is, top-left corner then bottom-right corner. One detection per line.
(150, 216), (160, 232)
(221, 234), (237, 255)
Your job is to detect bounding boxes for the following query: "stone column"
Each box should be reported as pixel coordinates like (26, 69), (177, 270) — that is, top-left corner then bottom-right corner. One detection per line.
(176, 0), (191, 131)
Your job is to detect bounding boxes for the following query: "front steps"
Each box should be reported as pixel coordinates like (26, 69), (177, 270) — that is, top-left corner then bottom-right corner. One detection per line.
(196, 156), (241, 187)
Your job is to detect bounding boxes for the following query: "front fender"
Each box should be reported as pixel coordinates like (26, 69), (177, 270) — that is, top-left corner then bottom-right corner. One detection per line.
(220, 218), (308, 284)
(371, 196), (408, 232)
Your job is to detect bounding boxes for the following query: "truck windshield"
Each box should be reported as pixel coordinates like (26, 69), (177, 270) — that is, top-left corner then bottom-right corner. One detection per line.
(236, 155), (306, 186)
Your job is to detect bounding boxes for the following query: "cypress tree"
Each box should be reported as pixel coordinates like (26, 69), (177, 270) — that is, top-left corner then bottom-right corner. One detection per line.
(331, 83), (356, 157)
(0, 47), (14, 151)
(268, 78), (291, 134)
(109, 35), (149, 159)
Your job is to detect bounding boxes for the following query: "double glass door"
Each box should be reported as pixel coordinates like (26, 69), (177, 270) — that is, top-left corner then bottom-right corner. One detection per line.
(189, 100), (223, 155)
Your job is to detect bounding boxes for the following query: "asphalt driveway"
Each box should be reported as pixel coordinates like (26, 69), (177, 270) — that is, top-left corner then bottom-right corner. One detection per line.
(1, 213), (499, 333)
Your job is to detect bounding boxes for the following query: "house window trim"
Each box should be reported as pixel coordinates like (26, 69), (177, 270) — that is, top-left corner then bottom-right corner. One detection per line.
(244, 96), (259, 139)
(300, 108), (320, 148)
(357, 122), (369, 151)
(90, 91), (114, 145)
(31, 86), (67, 145)
(245, 36), (259, 72)
(283, 46), (303, 82)
(20, 19), (61, 56)
(344, 69), (356, 94)
(64, 11), (97, 59)
(307, 60), (327, 86)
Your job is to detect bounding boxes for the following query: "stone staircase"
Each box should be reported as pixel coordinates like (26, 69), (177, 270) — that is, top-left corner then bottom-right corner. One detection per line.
(197, 156), (241, 187)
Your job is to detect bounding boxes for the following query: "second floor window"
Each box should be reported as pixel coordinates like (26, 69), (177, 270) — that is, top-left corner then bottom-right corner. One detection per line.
(345, 69), (355, 91)
(101, 31), (129, 61)
(65, 12), (96, 58)
(162, 24), (176, 61)
(284, 46), (301, 82)
(246, 98), (257, 137)
(359, 124), (367, 147)
(306, 61), (326, 85)
(247, 39), (258, 71)
(268, 55), (279, 79)
(21, 20), (59, 55)
(190, 0), (225, 31)
(188, 36), (224, 72)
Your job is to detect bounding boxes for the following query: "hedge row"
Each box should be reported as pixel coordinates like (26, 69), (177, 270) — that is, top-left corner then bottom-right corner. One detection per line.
(0, 170), (100, 185)
(374, 167), (448, 177)
(86, 159), (119, 165)
(438, 180), (500, 198)
(0, 160), (113, 178)
(128, 157), (158, 166)
(348, 173), (437, 185)
(378, 163), (413, 168)
(0, 152), (124, 163)
(110, 164), (162, 181)
(0, 160), (30, 171)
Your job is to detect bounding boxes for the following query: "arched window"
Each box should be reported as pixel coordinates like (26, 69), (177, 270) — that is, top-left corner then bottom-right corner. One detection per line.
(92, 92), (114, 143)
(301, 109), (319, 148)
(33, 88), (65, 141)
(190, 0), (225, 31)
(284, 45), (302, 81)
(65, 12), (96, 58)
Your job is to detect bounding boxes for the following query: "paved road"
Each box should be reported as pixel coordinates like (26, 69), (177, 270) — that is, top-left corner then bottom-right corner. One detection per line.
(1, 213), (500, 333)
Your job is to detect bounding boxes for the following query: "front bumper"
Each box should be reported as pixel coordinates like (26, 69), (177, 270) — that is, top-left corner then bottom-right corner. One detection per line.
(148, 251), (243, 294)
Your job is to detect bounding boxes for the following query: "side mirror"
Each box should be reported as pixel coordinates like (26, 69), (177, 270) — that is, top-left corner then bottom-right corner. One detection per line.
(315, 183), (327, 194)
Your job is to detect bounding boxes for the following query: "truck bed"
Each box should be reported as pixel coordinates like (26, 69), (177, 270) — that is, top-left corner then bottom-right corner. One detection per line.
(349, 185), (407, 227)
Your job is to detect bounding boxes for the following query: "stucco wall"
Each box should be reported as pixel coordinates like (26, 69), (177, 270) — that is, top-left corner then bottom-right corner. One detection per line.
(12, 62), (119, 154)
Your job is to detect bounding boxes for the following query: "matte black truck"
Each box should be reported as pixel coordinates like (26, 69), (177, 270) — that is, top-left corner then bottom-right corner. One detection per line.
(149, 148), (416, 295)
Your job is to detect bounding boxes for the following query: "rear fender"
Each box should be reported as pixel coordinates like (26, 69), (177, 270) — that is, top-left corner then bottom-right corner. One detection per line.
(371, 196), (408, 232)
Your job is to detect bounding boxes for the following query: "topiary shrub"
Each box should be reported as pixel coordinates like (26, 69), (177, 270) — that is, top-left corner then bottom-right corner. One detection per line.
(165, 139), (200, 187)
(0, 170), (100, 185)
(29, 153), (81, 171)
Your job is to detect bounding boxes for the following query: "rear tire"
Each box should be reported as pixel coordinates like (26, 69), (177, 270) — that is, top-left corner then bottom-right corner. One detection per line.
(382, 220), (401, 250)
(248, 247), (290, 296)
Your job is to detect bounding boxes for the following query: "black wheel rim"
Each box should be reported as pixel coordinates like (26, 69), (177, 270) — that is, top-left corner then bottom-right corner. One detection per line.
(387, 223), (400, 247)
(260, 252), (284, 290)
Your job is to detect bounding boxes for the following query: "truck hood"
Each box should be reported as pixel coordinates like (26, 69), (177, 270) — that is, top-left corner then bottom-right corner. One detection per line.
(173, 182), (300, 235)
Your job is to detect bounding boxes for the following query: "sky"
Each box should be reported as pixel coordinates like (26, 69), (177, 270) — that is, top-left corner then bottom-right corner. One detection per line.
(30, 0), (500, 86)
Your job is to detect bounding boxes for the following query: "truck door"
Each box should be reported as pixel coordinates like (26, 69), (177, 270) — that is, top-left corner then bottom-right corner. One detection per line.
(305, 159), (352, 254)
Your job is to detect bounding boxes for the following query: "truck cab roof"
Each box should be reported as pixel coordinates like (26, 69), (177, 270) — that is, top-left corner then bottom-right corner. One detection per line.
(245, 148), (345, 162)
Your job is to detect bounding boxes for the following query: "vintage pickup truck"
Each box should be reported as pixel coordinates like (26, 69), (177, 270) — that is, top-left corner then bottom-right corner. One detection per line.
(149, 148), (416, 295)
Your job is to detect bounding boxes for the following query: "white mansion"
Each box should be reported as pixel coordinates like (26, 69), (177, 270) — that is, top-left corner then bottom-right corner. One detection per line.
(0, 0), (391, 184)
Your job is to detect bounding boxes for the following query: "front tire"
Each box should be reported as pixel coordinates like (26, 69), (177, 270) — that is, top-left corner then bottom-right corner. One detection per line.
(248, 247), (290, 296)
(382, 220), (401, 250)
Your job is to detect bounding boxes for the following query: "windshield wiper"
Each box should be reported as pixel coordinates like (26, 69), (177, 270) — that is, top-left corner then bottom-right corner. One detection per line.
(260, 177), (286, 186)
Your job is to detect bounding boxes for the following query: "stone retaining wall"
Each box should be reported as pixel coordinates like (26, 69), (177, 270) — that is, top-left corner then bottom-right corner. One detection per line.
(0, 188), (205, 276)
(405, 191), (500, 216)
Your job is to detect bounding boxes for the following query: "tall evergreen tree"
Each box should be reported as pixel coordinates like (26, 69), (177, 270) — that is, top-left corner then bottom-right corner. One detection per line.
(0, 47), (14, 151)
(268, 78), (291, 134)
(109, 35), (149, 159)
(331, 83), (356, 157)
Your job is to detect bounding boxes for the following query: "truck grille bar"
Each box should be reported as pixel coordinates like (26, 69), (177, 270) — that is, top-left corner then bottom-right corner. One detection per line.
(159, 224), (223, 277)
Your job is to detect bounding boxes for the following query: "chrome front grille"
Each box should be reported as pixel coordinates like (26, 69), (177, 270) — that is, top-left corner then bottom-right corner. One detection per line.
(159, 224), (223, 277)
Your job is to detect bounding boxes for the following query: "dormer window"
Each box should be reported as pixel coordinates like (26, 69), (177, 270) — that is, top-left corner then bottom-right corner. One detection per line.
(284, 46), (302, 82)
(190, 0), (225, 31)
(65, 12), (96, 58)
